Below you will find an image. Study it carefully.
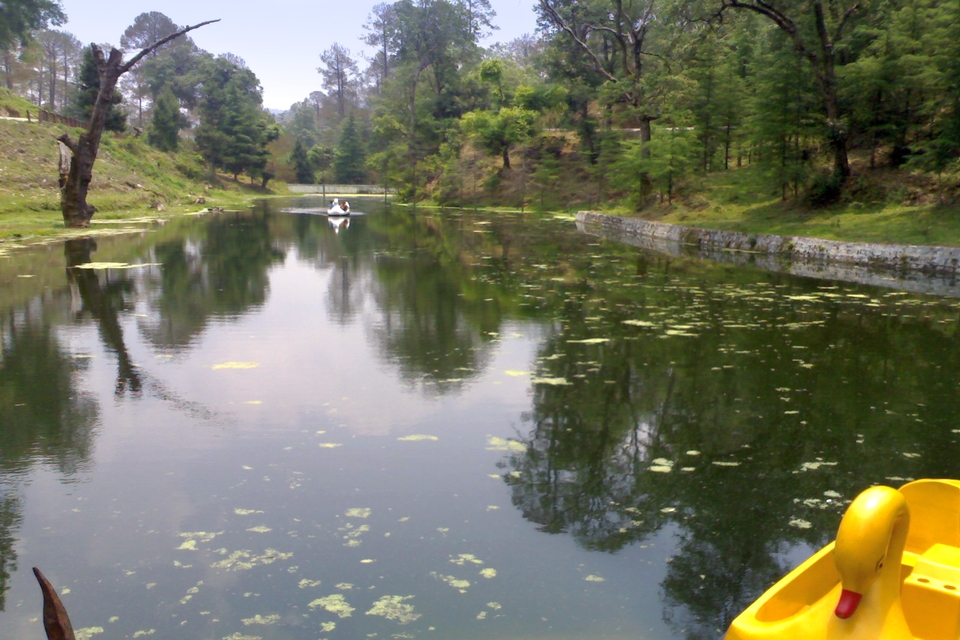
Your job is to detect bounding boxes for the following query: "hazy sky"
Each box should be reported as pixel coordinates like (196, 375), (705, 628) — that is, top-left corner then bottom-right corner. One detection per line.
(57, 0), (540, 110)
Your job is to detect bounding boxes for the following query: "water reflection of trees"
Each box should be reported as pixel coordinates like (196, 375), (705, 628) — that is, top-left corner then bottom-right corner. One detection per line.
(501, 257), (960, 638)
(139, 211), (285, 349)
(0, 310), (99, 610)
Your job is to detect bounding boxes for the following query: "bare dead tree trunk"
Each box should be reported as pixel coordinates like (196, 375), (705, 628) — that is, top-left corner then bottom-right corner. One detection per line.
(58, 20), (219, 228)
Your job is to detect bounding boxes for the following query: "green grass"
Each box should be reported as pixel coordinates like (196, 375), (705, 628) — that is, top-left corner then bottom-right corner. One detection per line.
(608, 164), (960, 247)
(0, 118), (287, 243)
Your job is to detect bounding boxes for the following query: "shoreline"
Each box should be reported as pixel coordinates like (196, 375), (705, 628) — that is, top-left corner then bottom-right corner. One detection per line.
(576, 212), (960, 298)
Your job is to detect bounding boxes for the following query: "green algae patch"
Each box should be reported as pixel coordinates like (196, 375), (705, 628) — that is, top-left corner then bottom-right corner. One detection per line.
(308, 594), (355, 618)
(397, 434), (438, 441)
(76, 628), (105, 640)
(241, 614), (280, 625)
(211, 548), (293, 571)
(450, 553), (484, 566)
(345, 508), (372, 518)
(433, 573), (471, 593)
(365, 595), (422, 624)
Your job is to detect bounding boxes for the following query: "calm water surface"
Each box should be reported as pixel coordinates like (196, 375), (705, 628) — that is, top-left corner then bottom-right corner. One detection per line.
(2, 197), (960, 640)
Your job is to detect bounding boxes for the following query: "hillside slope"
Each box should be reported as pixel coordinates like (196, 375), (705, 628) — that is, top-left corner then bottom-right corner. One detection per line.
(0, 116), (283, 241)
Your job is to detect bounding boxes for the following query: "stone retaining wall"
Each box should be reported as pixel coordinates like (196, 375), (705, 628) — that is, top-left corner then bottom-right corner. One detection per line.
(576, 212), (960, 275)
(575, 212), (960, 297)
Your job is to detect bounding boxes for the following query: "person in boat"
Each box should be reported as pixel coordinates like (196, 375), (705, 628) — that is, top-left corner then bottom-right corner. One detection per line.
(340, 200), (350, 214)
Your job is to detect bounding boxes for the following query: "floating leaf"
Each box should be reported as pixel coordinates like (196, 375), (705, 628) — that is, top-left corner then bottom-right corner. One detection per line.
(486, 436), (525, 452)
(212, 362), (260, 370)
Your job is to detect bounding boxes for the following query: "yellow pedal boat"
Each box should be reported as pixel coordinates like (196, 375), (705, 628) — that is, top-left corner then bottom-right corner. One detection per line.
(727, 479), (960, 640)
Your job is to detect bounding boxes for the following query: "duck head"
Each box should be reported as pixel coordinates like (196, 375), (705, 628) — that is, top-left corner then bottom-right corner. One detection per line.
(833, 485), (910, 620)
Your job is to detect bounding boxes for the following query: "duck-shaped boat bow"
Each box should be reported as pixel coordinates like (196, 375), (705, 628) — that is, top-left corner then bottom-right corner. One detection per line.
(727, 479), (960, 640)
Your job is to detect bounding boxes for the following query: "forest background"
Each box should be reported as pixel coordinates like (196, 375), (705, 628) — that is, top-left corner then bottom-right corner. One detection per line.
(2, 0), (960, 243)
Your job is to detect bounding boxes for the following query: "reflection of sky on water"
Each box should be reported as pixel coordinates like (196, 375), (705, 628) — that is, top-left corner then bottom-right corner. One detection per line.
(2, 233), (675, 639)
(5, 201), (960, 639)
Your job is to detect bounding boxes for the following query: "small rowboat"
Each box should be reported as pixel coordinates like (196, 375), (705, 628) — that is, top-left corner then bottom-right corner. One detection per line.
(727, 479), (960, 640)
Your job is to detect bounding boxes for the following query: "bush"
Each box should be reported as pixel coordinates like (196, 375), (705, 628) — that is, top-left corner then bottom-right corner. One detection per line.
(806, 172), (843, 207)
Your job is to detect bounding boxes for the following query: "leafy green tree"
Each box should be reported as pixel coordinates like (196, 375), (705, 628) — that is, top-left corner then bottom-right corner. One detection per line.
(0, 0), (64, 49)
(318, 43), (360, 121)
(119, 12), (180, 125)
(461, 106), (537, 169)
(195, 56), (274, 182)
(70, 47), (127, 132)
(147, 86), (181, 151)
(719, 0), (877, 183)
(334, 112), (367, 183)
(290, 138), (314, 183)
(748, 30), (817, 200)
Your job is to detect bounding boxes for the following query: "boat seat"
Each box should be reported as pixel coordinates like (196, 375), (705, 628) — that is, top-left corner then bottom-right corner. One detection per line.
(899, 480), (960, 640)
(901, 479), (960, 556)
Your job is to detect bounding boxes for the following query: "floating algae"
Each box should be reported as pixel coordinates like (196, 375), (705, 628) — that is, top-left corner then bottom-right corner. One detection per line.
(397, 434), (438, 441)
(308, 594), (355, 618)
(241, 614), (280, 626)
(433, 573), (470, 593)
(479, 568), (497, 578)
(246, 526), (272, 533)
(365, 595), (421, 624)
(298, 579), (321, 588)
(234, 509), (264, 516)
(345, 508), (372, 518)
(76, 629), (105, 640)
(450, 554), (483, 566)
(211, 549), (293, 571)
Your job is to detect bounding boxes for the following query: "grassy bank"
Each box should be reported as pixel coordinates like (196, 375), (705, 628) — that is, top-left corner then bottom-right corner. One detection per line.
(595, 163), (960, 247)
(0, 115), (286, 245)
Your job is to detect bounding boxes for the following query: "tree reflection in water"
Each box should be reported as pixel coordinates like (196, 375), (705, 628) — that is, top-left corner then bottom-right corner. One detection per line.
(499, 254), (960, 638)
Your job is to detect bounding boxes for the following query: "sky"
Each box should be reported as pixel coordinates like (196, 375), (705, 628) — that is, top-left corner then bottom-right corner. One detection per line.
(57, 0), (540, 111)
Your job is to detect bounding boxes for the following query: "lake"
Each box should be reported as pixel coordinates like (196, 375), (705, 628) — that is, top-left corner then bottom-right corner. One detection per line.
(2, 196), (960, 640)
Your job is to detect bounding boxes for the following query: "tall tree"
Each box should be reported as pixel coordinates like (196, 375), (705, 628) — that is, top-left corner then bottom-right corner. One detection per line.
(290, 138), (314, 183)
(536, 0), (685, 147)
(0, 0), (65, 50)
(119, 11), (181, 125)
(70, 47), (127, 132)
(318, 43), (359, 120)
(35, 29), (80, 112)
(334, 112), (367, 183)
(194, 54), (275, 183)
(363, 3), (397, 95)
(57, 20), (218, 228)
(719, 0), (870, 183)
(147, 86), (181, 151)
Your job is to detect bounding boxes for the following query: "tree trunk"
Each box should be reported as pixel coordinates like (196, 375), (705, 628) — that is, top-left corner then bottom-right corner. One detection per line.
(58, 20), (219, 228)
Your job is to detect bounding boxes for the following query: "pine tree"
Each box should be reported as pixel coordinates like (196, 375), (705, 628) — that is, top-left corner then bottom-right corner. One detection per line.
(291, 138), (314, 183)
(70, 47), (127, 132)
(147, 87), (181, 151)
(334, 113), (367, 183)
